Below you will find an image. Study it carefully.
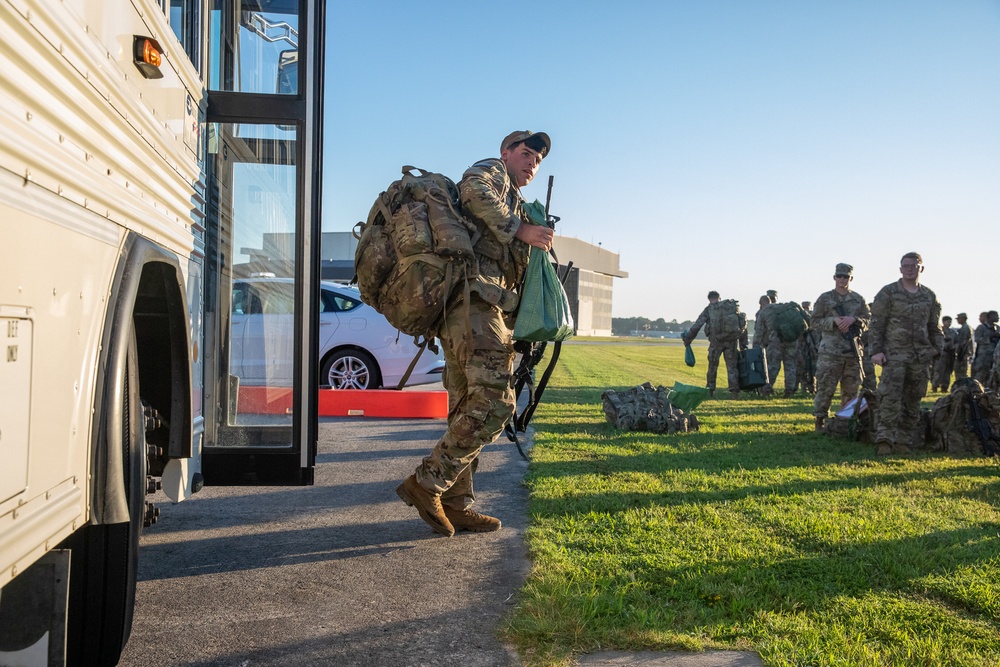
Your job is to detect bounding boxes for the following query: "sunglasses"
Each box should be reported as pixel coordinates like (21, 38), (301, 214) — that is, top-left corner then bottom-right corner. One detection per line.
(834, 274), (850, 279)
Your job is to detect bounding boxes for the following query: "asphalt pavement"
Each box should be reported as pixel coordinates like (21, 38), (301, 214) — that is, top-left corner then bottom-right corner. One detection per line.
(118, 412), (763, 667)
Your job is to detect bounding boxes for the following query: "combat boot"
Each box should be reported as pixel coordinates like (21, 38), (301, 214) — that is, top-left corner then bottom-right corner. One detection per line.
(443, 508), (502, 533)
(814, 415), (826, 432)
(396, 475), (454, 537)
(708, 388), (715, 397)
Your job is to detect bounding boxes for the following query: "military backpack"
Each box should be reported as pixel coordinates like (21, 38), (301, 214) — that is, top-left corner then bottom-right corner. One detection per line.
(707, 299), (746, 342)
(353, 166), (479, 340)
(771, 301), (811, 343)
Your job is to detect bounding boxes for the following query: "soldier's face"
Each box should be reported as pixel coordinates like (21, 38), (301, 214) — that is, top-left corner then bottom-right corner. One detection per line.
(502, 144), (543, 187)
(899, 259), (922, 280)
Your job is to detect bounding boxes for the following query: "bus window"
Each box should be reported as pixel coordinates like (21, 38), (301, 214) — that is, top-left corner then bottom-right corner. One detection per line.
(210, 0), (299, 94)
(168, 0), (202, 66)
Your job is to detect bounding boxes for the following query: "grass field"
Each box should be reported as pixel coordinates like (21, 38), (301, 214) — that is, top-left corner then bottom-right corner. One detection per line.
(504, 340), (1000, 667)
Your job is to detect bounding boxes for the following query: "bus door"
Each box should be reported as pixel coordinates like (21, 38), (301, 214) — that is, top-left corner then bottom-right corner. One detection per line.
(201, 0), (323, 485)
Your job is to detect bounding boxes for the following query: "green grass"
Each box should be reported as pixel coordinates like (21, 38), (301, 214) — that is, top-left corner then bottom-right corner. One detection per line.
(504, 341), (1000, 667)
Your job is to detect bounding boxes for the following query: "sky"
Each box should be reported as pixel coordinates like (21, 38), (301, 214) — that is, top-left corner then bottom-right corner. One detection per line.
(323, 1), (1000, 324)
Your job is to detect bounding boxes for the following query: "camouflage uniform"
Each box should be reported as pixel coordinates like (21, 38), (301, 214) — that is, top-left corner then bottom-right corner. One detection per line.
(753, 305), (797, 396)
(811, 289), (870, 419)
(414, 157), (528, 509)
(990, 342), (1000, 391)
(795, 304), (818, 394)
(972, 322), (1000, 384)
(685, 301), (747, 394)
(869, 280), (944, 447)
(860, 326), (878, 392)
(931, 325), (956, 392)
(953, 319), (973, 381)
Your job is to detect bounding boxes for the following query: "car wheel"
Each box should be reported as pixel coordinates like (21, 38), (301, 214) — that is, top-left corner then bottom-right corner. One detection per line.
(322, 349), (382, 389)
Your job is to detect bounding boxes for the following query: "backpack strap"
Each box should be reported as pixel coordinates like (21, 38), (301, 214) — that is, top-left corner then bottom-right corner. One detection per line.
(394, 338), (430, 391)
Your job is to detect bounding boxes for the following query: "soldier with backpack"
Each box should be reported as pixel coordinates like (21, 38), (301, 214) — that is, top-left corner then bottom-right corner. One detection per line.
(683, 291), (748, 398)
(810, 263), (870, 432)
(754, 298), (809, 398)
(394, 130), (554, 537)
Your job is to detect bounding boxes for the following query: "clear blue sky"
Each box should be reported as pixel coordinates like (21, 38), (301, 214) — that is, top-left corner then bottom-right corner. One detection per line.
(323, 1), (1000, 323)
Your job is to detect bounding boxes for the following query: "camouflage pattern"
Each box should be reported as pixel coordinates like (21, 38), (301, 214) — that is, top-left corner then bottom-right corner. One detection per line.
(686, 301), (747, 392)
(869, 280), (944, 446)
(931, 325), (956, 392)
(990, 342), (1000, 391)
(413, 158), (530, 509)
(929, 380), (1000, 456)
(811, 288), (869, 417)
(602, 383), (700, 433)
(795, 330), (818, 394)
(860, 326), (878, 392)
(416, 294), (515, 509)
(953, 321), (973, 380)
(355, 168), (478, 338)
(459, 158), (530, 292)
(753, 305), (797, 394)
(972, 323), (1000, 384)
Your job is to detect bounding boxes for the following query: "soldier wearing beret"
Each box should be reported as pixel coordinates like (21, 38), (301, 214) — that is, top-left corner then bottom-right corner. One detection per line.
(397, 130), (553, 537)
(811, 263), (870, 431)
(869, 252), (944, 455)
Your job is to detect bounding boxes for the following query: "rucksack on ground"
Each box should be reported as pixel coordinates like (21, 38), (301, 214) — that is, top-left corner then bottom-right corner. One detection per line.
(771, 301), (810, 342)
(353, 166), (478, 340)
(707, 299), (746, 342)
(930, 379), (1000, 456)
(601, 382), (700, 434)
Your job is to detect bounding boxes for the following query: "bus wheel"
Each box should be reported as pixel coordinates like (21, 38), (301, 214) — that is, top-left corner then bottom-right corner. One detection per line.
(63, 327), (146, 666)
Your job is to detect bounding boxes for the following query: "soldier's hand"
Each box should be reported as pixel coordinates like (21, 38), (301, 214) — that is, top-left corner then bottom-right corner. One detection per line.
(515, 223), (554, 251)
(871, 352), (886, 366)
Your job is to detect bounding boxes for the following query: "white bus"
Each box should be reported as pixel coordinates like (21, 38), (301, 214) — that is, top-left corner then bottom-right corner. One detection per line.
(0, 0), (324, 664)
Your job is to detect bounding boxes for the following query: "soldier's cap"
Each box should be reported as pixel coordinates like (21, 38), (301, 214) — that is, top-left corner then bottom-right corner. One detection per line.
(835, 263), (853, 276)
(957, 312), (967, 318)
(766, 290), (778, 298)
(501, 130), (551, 157)
(942, 315), (953, 321)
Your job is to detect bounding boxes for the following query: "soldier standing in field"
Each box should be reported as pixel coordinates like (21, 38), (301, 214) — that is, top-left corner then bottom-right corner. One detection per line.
(396, 130), (554, 536)
(869, 252), (944, 455)
(953, 312), (972, 381)
(811, 263), (870, 431)
(683, 291), (748, 398)
(931, 315), (956, 392)
(753, 295), (774, 395)
(972, 310), (1000, 384)
(754, 297), (800, 398)
(796, 300), (818, 395)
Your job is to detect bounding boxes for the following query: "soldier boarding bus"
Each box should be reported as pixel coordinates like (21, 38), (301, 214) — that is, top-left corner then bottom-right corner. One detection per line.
(0, 0), (324, 664)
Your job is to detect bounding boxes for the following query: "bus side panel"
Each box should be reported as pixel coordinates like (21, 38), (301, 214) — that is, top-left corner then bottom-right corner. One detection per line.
(0, 0), (204, 583)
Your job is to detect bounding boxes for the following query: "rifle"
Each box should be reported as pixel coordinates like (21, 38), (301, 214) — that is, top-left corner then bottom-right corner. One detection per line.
(833, 301), (863, 360)
(966, 390), (1000, 457)
(504, 175), (570, 461)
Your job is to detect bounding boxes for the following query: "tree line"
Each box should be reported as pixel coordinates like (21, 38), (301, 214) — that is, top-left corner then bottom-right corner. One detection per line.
(611, 317), (695, 337)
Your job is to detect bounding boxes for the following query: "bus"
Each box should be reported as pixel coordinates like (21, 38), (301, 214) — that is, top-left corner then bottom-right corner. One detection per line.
(0, 0), (324, 664)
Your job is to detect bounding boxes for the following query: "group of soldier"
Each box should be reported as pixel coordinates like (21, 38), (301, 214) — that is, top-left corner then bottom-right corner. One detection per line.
(685, 252), (1000, 456)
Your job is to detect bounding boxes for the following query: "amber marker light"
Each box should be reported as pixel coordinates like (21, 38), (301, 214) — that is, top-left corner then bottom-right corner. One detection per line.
(133, 36), (165, 79)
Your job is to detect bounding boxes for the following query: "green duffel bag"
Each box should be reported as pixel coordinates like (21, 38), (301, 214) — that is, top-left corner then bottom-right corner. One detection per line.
(513, 201), (574, 343)
(684, 343), (696, 367)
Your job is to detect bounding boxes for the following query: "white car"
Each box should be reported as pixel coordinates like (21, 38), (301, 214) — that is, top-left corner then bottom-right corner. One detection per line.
(230, 278), (445, 389)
